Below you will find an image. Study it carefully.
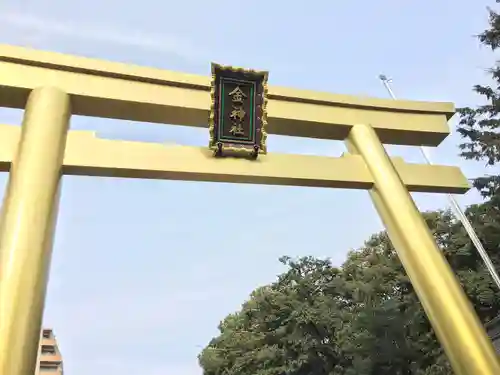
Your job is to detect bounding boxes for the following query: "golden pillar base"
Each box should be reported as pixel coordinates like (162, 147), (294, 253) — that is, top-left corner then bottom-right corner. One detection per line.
(0, 87), (70, 375)
(346, 124), (500, 375)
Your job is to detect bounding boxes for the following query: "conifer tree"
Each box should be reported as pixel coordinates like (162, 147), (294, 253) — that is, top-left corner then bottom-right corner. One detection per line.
(458, 2), (500, 201)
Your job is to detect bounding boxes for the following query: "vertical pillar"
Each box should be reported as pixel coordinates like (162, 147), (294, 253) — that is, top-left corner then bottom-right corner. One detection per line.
(0, 87), (70, 375)
(345, 124), (500, 375)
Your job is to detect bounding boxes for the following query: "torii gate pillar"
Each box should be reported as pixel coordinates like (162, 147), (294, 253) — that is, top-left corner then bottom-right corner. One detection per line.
(0, 44), (498, 375)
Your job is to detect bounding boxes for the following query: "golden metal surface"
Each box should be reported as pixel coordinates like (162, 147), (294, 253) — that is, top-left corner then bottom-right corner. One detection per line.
(0, 44), (492, 375)
(0, 44), (454, 146)
(0, 125), (470, 193)
(0, 87), (70, 375)
(346, 124), (500, 375)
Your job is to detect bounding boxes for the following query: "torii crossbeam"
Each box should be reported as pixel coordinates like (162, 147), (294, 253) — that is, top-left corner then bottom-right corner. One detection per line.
(0, 45), (497, 375)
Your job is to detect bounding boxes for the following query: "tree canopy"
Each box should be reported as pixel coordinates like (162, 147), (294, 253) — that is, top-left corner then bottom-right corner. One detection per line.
(198, 2), (500, 375)
(198, 207), (500, 375)
(457, 1), (500, 202)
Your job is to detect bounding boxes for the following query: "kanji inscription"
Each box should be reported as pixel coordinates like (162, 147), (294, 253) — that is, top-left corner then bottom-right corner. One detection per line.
(208, 63), (268, 158)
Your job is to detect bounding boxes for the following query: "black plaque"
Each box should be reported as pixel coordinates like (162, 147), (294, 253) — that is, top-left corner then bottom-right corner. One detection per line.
(208, 63), (269, 158)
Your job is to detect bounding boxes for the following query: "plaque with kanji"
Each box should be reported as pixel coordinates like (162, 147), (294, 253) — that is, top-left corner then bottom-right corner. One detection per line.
(208, 63), (269, 158)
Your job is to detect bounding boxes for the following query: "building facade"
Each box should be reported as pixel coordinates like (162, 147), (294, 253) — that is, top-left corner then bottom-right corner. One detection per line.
(36, 328), (64, 374)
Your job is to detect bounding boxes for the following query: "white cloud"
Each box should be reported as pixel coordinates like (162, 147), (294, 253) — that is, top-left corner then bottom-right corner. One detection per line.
(0, 10), (204, 62)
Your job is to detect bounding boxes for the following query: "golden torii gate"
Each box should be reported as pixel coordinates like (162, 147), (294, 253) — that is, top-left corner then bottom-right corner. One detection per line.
(0, 45), (497, 375)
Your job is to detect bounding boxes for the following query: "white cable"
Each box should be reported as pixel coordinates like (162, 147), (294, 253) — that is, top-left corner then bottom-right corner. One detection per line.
(378, 74), (500, 291)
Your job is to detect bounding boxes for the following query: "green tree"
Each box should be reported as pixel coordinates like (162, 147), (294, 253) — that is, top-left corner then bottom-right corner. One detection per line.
(199, 257), (350, 375)
(457, 1), (500, 201)
(198, 208), (500, 375)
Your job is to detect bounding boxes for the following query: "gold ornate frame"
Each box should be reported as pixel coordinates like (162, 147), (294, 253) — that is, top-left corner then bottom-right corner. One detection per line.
(208, 62), (269, 156)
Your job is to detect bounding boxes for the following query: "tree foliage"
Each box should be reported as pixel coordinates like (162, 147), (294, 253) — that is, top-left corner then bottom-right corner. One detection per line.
(198, 208), (500, 375)
(199, 3), (500, 374)
(457, 1), (500, 201)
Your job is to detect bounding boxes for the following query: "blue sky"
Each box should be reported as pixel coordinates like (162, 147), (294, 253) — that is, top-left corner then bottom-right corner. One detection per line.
(0, 1), (498, 374)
